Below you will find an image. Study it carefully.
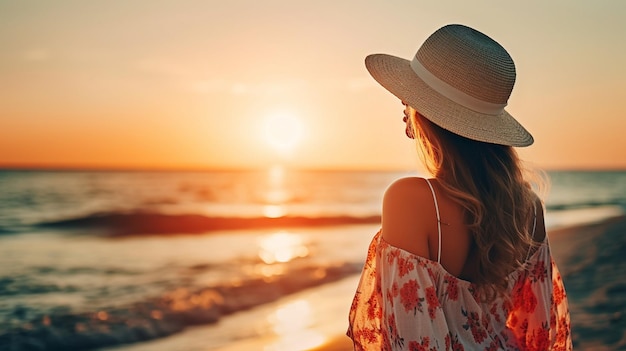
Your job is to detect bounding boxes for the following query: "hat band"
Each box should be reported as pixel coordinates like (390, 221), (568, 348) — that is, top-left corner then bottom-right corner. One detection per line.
(410, 56), (507, 115)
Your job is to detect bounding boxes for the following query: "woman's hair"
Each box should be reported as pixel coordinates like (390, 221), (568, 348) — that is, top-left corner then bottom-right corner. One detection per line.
(409, 108), (543, 301)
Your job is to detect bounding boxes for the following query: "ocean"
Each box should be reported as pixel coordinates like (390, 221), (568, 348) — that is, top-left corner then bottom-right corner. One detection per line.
(0, 169), (624, 350)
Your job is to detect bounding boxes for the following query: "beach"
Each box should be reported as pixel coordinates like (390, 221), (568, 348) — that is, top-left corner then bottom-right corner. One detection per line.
(0, 169), (624, 351)
(104, 216), (626, 351)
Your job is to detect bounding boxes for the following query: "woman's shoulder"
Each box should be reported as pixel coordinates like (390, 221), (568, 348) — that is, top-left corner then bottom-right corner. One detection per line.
(384, 176), (434, 201)
(382, 177), (438, 260)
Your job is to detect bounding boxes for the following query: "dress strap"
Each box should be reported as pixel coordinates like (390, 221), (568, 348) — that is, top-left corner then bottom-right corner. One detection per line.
(424, 178), (442, 264)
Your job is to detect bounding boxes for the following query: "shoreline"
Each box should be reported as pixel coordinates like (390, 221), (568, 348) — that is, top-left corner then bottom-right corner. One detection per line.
(103, 276), (363, 351)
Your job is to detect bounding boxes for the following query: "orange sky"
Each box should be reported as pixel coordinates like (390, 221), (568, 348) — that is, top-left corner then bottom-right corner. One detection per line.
(1, 1), (625, 171)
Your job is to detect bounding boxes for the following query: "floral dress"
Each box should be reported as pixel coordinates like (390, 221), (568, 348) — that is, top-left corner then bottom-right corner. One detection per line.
(347, 231), (572, 350)
(347, 181), (572, 350)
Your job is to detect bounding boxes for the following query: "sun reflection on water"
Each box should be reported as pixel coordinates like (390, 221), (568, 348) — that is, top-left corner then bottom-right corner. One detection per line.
(262, 165), (290, 217)
(264, 299), (326, 351)
(263, 205), (286, 218)
(258, 231), (309, 264)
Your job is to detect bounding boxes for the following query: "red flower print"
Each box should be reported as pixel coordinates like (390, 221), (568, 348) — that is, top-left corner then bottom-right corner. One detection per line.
(386, 312), (402, 346)
(445, 334), (451, 351)
(416, 256), (429, 269)
(388, 248), (400, 264)
(425, 286), (438, 305)
(380, 328), (392, 351)
(446, 277), (459, 301)
(408, 336), (431, 351)
(386, 282), (399, 306)
(522, 282), (538, 313)
(471, 325), (488, 344)
(534, 324), (550, 351)
(399, 279), (420, 313)
(486, 340), (497, 351)
(387, 312), (395, 328)
(520, 319), (528, 345)
(391, 282), (399, 297)
(451, 334), (465, 351)
(375, 282), (383, 295)
(366, 239), (378, 262)
(368, 267), (377, 280)
(356, 327), (378, 344)
(502, 299), (512, 314)
(366, 294), (381, 319)
(511, 280), (524, 310)
(490, 303), (502, 323)
(481, 313), (490, 328)
(553, 275), (566, 306)
(398, 256), (415, 277)
(531, 260), (547, 282)
(408, 341), (422, 351)
(427, 267), (437, 282)
(462, 309), (487, 344)
(386, 290), (394, 306)
(425, 286), (440, 319)
(556, 316), (570, 346)
(510, 279), (537, 313)
(350, 291), (360, 312)
(469, 285), (481, 300)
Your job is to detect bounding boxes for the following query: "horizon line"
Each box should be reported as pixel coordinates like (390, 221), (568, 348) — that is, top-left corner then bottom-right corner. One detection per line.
(0, 163), (624, 173)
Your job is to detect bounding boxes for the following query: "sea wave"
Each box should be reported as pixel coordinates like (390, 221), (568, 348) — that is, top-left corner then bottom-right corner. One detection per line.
(29, 212), (381, 236)
(2, 197), (621, 237)
(0, 262), (362, 351)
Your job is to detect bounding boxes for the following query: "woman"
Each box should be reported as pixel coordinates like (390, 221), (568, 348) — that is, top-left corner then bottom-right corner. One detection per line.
(347, 24), (572, 350)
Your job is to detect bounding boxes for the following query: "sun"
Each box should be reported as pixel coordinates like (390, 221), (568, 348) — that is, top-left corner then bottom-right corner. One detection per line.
(263, 112), (304, 155)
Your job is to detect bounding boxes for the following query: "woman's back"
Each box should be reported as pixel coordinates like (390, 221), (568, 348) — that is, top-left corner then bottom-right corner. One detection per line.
(348, 178), (571, 350)
(381, 177), (471, 280)
(381, 177), (546, 283)
(348, 228), (571, 350)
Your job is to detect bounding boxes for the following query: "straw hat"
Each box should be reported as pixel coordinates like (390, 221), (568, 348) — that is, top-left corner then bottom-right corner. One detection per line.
(365, 24), (533, 147)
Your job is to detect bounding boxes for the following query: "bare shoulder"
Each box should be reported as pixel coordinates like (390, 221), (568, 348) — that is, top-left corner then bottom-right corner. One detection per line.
(383, 177), (434, 206)
(381, 177), (436, 259)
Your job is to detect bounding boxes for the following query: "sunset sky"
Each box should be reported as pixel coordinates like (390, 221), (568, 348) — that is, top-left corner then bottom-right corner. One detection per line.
(1, 1), (624, 171)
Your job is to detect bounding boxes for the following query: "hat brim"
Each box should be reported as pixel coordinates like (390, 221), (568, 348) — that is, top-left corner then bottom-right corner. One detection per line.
(365, 54), (534, 147)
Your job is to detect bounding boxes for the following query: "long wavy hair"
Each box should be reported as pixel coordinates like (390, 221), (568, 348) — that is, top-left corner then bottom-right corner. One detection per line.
(409, 107), (543, 301)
